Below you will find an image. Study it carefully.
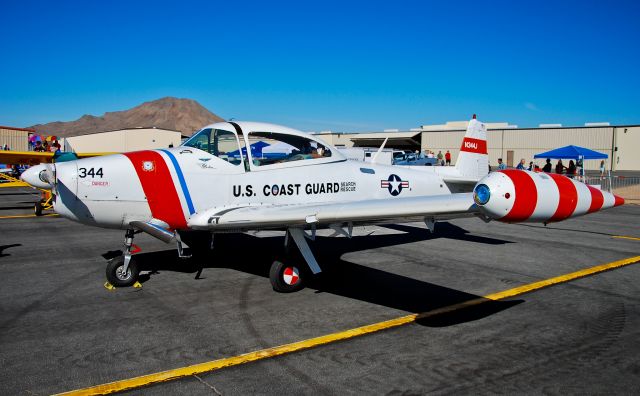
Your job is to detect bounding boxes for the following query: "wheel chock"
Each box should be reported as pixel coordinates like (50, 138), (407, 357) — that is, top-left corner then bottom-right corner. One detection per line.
(103, 281), (142, 290)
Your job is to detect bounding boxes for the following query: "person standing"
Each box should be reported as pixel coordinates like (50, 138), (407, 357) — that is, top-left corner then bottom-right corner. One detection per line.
(599, 160), (606, 176)
(555, 159), (566, 174)
(497, 158), (507, 170)
(566, 160), (577, 178)
(445, 150), (451, 166)
(516, 158), (526, 170)
(436, 150), (443, 165)
(542, 158), (552, 173)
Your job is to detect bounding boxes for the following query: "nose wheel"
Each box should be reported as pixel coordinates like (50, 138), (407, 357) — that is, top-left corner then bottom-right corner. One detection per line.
(105, 228), (141, 287)
(269, 260), (305, 293)
(106, 255), (140, 287)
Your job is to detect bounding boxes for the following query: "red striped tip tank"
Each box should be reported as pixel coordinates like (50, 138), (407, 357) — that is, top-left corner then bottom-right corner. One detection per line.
(473, 169), (624, 223)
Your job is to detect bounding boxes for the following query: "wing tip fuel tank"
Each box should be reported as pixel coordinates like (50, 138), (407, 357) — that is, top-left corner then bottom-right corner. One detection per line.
(474, 170), (624, 223)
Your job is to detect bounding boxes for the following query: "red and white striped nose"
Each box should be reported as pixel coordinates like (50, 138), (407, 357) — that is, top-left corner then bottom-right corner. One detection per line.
(474, 170), (624, 223)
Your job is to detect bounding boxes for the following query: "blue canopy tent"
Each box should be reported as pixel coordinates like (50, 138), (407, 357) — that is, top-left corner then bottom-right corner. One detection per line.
(533, 145), (608, 160)
(534, 145), (608, 178)
(226, 141), (270, 159)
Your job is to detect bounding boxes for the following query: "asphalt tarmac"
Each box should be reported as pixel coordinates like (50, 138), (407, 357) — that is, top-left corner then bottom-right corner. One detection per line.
(1, 187), (639, 395)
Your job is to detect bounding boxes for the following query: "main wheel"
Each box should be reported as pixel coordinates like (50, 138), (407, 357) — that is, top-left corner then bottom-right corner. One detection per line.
(269, 260), (305, 293)
(106, 255), (140, 287)
(34, 201), (43, 216)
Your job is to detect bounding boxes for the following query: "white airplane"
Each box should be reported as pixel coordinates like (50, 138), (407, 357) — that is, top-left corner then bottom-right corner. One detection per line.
(21, 116), (624, 292)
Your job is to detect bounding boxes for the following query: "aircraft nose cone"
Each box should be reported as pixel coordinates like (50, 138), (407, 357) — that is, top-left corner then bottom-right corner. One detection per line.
(614, 195), (625, 207)
(21, 164), (51, 189)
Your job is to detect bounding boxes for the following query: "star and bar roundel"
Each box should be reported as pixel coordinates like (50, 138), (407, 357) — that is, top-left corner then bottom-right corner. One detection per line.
(381, 174), (409, 196)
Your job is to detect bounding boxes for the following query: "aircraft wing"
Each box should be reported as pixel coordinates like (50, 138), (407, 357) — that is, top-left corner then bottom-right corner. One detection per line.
(188, 193), (477, 230)
(0, 151), (116, 166)
(0, 151), (55, 166)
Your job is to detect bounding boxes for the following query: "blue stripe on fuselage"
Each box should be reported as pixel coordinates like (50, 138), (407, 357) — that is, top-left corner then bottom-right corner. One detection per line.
(160, 149), (196, 215)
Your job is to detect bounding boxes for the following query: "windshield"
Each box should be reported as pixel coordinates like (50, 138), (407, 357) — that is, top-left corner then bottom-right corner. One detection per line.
(248, 131), (331, 166)
(182, 128), (244, 165)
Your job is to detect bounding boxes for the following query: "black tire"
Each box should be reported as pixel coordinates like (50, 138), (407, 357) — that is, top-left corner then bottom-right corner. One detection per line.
(106, 255), (140, 287)
(34, 201), (43, 216)
(269, 260), (305, 293)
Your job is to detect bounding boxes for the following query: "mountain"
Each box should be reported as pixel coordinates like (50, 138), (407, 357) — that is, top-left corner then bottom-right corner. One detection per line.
(30, 97), (225, 137)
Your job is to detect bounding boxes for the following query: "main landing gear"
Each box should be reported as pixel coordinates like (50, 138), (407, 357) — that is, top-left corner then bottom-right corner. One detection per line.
(106, 229), (141, 287)
(269, 260), (306, 293)
(103, 226), (329, 293)
(269, 228), (323, 293)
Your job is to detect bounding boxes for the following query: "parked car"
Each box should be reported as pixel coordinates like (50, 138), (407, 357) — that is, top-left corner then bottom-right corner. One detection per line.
(393, 151), (437, 166)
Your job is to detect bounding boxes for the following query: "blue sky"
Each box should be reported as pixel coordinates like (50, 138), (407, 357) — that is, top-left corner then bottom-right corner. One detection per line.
(1, 0), (639, 132)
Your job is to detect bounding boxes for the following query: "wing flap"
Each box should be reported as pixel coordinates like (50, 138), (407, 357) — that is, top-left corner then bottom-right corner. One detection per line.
(188, 193), (477, 230)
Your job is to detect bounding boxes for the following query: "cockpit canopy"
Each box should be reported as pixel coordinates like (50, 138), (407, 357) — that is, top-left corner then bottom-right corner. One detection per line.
(182, 121), (342, 169)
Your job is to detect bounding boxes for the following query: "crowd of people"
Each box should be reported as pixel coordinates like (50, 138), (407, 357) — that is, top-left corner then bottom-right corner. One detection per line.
(493, 157), (607, 177)
(423, 149), (452, 166)
(2, 140), (61, 152)
(32, 140), (61, 152)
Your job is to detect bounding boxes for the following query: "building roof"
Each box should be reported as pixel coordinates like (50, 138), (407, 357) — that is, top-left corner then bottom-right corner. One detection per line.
(349, 131), (421, 149)
(0, 125), (36, 132)
(67, 127), (183, 137)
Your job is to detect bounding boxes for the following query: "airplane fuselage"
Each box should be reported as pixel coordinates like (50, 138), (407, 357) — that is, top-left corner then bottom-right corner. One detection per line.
(52, 148), (453, 230)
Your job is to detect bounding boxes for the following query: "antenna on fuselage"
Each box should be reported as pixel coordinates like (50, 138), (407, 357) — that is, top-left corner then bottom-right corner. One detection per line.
(371, 137), (388, 164)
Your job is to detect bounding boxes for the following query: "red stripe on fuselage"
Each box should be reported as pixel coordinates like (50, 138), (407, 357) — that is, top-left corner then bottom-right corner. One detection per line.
(460, 137), (487, 154)
(548, 173), (578, 222)
(500, 170), (537, 222)
(123, 151), (187, 229)
(587, 185), (604, 213)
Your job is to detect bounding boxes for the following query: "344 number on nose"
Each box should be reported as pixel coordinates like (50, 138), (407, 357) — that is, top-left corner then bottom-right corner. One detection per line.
(78, 167), (103, 178)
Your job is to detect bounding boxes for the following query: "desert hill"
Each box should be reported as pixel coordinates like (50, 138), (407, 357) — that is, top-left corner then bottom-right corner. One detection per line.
(31, 97), (224, 137)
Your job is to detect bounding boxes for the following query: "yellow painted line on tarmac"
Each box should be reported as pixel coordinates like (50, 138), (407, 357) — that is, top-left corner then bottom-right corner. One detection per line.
(613, 235), (640, 241)
(56, 255), (640, 396)
(0, 213), (58, 219)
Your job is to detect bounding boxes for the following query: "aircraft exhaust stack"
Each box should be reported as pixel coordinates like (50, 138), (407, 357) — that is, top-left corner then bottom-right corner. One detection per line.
(473, 170), (624, 223)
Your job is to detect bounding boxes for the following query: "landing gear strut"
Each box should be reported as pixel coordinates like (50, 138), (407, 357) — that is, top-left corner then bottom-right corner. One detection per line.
(106, 229), (140, 287)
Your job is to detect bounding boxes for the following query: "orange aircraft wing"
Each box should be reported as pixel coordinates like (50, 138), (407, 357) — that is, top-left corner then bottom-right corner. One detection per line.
(0, 151), (54, 166)
(0, 151), (116, 166)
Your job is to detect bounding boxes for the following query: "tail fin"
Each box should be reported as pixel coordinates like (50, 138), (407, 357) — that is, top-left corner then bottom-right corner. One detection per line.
(454, 115), (488, 179)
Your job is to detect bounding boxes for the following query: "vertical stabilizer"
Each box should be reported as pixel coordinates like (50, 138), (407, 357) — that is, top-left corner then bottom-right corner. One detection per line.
(455, 115), (488, 179)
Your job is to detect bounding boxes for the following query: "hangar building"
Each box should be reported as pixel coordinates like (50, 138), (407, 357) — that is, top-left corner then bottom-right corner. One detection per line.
(0, 125), (34, 151)
(314, 122), (640, 171)
(62, 127), (184, 153)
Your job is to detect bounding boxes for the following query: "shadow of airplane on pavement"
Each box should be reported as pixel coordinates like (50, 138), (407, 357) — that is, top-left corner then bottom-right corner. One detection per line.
(104, 222), (520, 327)
(0, 244), (22, 258)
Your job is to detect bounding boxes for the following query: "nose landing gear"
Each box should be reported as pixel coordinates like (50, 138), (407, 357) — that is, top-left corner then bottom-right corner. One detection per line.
(105, 229), (141, 287)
